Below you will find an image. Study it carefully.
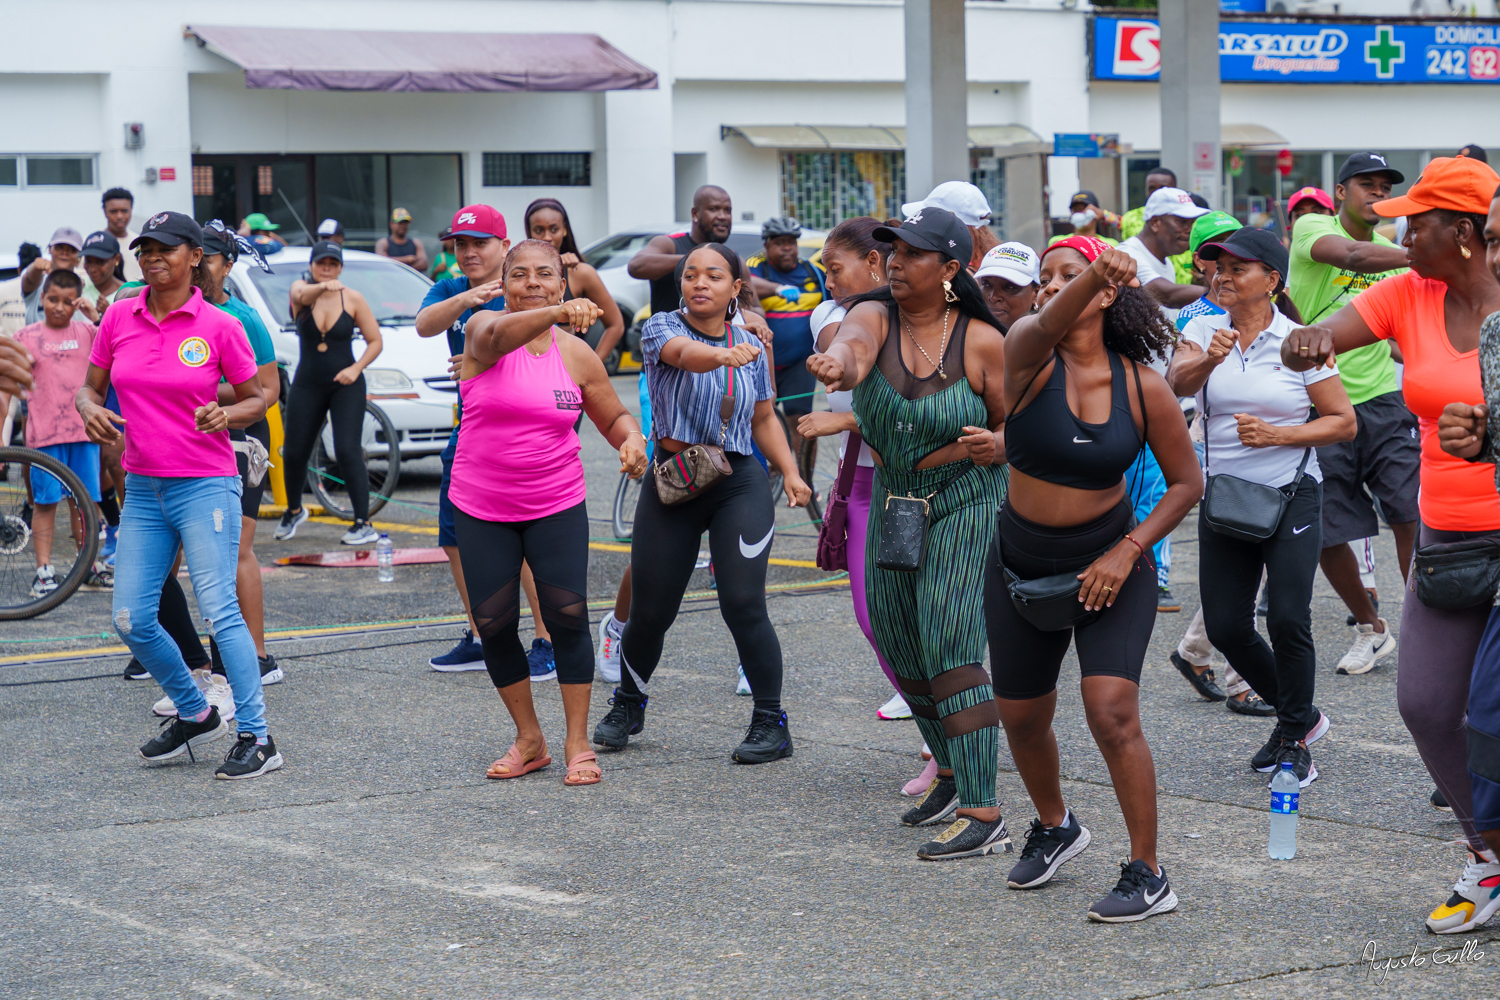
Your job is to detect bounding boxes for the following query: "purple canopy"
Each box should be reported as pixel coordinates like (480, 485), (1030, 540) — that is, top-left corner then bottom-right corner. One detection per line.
(186, 25), (658, 92)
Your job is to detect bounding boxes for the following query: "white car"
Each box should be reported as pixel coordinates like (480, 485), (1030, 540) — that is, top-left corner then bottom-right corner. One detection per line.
(229, 246), (457, 458)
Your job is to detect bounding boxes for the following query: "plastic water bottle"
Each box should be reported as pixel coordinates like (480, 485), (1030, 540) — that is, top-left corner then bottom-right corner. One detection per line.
(1268, 762), (1299, 859)
(376, 533), (395, 583)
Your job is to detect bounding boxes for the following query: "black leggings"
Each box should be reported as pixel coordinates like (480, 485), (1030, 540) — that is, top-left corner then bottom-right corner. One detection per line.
(454, 501), (591, 688)
(281, 373), (369, 522)
(986, 498), (1157, 700)
(620, 453), (783, 711)
(158, 574), (211, 670)
(1198, 477), (1323, 741)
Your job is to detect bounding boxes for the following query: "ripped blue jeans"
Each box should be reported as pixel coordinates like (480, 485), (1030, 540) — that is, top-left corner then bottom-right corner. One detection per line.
(113, 474), (266, 737)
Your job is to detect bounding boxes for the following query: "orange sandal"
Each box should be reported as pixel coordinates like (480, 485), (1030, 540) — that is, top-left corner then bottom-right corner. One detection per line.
(563, 750), (602, 786)
(486, 744), (551, 780)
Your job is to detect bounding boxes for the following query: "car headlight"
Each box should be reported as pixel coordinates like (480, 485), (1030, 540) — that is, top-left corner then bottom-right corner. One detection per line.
(363, 368), (413, 391)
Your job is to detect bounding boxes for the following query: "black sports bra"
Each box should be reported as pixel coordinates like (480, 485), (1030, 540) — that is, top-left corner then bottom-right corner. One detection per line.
(1005, 349), (1145, 490)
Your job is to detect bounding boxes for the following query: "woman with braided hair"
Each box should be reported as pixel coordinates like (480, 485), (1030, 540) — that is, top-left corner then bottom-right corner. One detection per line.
(993, 236), (1200, 922)
(808, 208), (1010, 862)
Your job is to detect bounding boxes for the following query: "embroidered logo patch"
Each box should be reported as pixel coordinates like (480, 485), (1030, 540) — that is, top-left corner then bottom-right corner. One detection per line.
(147, 212), (170, 229)
(178, 336), (210, 367)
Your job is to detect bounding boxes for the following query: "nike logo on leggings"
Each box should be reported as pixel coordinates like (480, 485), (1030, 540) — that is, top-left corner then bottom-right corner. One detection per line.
(739, 526), (775, 559)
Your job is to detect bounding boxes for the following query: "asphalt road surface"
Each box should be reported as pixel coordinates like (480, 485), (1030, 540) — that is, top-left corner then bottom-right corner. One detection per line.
(2, 374), (1497, 998)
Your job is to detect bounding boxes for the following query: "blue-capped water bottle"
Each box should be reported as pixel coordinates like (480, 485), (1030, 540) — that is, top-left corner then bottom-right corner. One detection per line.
(376, 533), (395, 583)
(1269, 761), (1299, 859)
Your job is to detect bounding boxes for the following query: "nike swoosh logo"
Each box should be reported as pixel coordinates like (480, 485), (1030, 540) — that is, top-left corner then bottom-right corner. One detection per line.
(1143, 885), (1166, 905)
(739, 526), (775, 559)
(1044, 842), (1065, 864)
(1292, 525), (1311, 534)
(1072, 436), (1091, 444)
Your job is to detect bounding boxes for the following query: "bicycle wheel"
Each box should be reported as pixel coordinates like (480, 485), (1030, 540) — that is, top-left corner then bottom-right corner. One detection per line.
(612, 472), (642, 540)
(308, 401), (401, 521)
(0, 446), (102, 620)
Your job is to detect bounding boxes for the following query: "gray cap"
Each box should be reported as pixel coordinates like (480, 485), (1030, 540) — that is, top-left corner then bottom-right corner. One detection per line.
(48, 226), (84, 251)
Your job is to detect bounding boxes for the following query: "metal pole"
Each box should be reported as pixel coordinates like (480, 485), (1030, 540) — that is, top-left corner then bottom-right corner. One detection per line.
(904, 0), (969, 203)
(1159, 0), (1221, 208)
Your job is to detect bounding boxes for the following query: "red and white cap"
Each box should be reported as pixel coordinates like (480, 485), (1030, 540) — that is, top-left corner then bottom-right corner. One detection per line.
(449, 204), (507, 240)
(1143, 187), (1209, 222)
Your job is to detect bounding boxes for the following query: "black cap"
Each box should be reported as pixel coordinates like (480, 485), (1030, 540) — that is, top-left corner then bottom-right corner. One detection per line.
(1069, 190), (1099, 207)
(1198, 227), (1290, 289)
(1458, 144), (1489, 164)
(81, 231), (121, 259)
(310, 240), (343, 263)
(1338, 152), (1405, 186)
(130, 211), (203, 250)
(201, 225), (237, 259)
(873, 207), (972, 263)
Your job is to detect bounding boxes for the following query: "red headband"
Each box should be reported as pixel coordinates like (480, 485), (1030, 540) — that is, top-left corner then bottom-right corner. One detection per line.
(1042, 235), (1111, 263)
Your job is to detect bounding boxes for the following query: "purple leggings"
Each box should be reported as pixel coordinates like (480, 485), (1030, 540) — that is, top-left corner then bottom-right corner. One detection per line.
(848, 465), (899, 691)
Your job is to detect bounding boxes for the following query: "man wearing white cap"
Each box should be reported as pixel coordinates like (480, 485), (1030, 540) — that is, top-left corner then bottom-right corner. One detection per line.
(902, 181), (998, 270)
(20, 227), (96, 325)
(973, 241), (1040, 329)
(1119, 188), (1208, 325)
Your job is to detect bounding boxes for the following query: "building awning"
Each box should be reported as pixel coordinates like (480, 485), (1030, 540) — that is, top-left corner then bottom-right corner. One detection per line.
(1221, 123), (1289, 149)
(185, 25), (657, 92)
(721, 124), (1048, 156)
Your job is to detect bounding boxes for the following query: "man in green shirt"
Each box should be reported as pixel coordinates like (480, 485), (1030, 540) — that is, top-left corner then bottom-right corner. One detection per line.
(1287, 151), (1418, 677)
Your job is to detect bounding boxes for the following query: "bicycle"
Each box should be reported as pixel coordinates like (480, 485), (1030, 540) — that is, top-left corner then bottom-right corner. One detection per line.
(0, 446), (102, 620)
(307, 400), (402, 520)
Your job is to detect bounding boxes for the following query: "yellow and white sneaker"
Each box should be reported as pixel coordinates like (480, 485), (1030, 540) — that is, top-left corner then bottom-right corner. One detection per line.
(1426, 851), (1500, 934)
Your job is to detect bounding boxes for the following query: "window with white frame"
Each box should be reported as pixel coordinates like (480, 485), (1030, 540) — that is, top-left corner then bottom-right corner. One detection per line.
(0, 155), (97, 188)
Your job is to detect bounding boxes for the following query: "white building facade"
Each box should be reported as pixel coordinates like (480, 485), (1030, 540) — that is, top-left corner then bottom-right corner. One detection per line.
(2, 0), (1497, 257)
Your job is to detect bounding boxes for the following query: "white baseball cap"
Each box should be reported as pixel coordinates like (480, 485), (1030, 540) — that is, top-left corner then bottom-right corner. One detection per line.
(974, 242), (1041, 287)
(901, 181), (992, 228)
(316, 218), (341, 236)
(1144, 187), (1210, 222)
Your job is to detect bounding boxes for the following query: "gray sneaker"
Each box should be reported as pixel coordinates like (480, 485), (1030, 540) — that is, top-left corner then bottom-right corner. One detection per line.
(341, 520), (379, 546)
(1087, 860), (1179, 923)
(1007, 812), (1093, 889)
(274, 506), (309, 540)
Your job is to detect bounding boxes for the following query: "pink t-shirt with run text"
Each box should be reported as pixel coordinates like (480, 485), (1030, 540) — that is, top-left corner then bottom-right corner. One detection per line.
(89, 287), (258, 477)
(15, 319), (96, 447)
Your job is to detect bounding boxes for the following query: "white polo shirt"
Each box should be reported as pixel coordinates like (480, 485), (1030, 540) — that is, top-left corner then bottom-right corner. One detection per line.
(1120, 236), (1180, 327)
(1181, 309), (1341, 489)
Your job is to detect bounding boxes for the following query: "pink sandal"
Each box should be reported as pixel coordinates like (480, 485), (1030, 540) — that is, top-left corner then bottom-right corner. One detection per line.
(563, 750), (602, 786)
(486, 744), (552, 780)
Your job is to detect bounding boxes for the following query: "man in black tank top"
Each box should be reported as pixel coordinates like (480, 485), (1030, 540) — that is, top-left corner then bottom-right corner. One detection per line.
(630, 185), (736, 316)
(376, 207), (429, 272)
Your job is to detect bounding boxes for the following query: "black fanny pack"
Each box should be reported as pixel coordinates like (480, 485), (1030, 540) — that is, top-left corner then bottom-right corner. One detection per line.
(1000, 513), (1137, 632)
(875, 464), (976, 573)
(1412, 536), (1500, 611)
(1201, 399), (1311, 542)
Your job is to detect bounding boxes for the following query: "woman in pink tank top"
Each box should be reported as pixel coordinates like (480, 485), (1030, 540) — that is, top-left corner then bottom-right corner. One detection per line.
(453, 239), (648, 786)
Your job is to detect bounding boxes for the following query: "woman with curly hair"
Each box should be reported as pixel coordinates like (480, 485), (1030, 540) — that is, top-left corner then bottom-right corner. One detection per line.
(991, 236), (1200, 922)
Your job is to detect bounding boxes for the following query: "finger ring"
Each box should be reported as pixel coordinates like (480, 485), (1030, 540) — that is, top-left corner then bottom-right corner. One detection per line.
(1299, 345), (1308, 353)
(1102, 586), (1112, 594)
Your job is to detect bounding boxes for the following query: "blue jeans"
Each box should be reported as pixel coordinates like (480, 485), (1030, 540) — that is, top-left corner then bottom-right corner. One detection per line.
(114, 474), (267, 737)
(1124, 446), (1171, 588)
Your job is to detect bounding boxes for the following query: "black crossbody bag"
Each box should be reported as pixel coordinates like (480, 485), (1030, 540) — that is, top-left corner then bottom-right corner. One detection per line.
(875, 463), (977, 572)
(1201, 396), (1310, 542)
(1412, 536), (1500, 611)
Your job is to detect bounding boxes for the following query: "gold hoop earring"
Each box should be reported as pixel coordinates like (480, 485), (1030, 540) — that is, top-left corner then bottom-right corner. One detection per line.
(943, 279), (958, 303)
(1461, 245), (1473, 259)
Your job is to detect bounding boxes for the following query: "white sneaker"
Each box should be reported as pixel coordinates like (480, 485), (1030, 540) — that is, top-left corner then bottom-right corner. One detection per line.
(596, 612), (623, 683)
(1426, 851), (1500, 933)
(153, 669), (236, 722)
(341, 521), (379, 546)
(30, 565), (58, 597)
(1336, 617), (1397, 675)
(735, 665), (752, 696)
(877, 693), (912, 720)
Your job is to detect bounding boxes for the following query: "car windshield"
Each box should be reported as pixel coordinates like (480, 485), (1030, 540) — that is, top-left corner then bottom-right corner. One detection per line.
(245, 259), (433, 329)
(584, 231), (769, 271)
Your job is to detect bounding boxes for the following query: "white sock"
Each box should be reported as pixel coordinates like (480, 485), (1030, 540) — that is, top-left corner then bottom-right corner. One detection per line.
(606, 615), (625, 637)
(1480, 847), (1498, 864)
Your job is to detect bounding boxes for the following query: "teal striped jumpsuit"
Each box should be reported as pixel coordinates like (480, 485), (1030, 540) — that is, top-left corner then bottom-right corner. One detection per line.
(854, 300), (1008, 810)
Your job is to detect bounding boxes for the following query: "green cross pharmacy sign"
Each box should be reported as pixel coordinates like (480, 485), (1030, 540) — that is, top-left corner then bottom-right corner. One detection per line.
(1365, 26), (1405, 79)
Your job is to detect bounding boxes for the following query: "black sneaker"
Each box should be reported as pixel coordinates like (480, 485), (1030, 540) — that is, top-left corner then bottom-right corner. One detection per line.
(592, 689), (647, 749)
(1227, 692), (1276, 717)
(215, 733), (285, 779)
(274, 506), (309, 540)
(901, 774), (959, 827)
(1251, 723), (1285, 772)
(139, 708), (228, 763)
(1170, 651), (1225, 702)
(732, 707), (793, 764)
(1267, 739), (1317, 788)
(1087, 860), (1179, 923)
(122, 658), (151, 681)
(917, 814), (1012, 860)
(1007, 812), (1093, 889)
(259, 654), (284, 685)
(1432, 787), (1452, 812)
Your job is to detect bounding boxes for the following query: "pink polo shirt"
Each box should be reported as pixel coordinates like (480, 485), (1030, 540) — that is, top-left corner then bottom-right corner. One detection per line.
(89, 287), (258, 477)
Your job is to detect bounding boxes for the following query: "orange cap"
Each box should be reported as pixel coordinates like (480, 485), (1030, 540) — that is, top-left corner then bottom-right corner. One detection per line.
(1374, 156), (1500, 218)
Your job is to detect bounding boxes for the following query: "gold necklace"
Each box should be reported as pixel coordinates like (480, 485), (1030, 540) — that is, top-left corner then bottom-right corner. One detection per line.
(899, 305), (952, 379)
